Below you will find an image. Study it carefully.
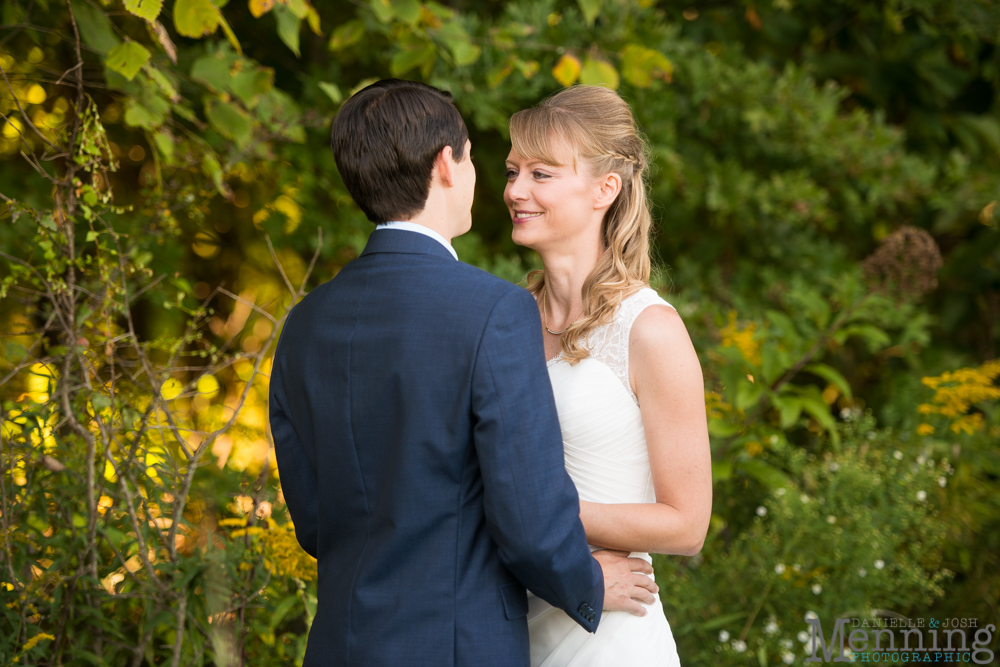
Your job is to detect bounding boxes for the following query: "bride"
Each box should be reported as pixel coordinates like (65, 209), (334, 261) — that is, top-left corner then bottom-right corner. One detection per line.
(504, 86), (713, 666)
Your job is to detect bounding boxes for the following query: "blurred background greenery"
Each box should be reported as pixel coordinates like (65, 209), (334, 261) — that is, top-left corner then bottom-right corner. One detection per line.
(0, 0), (998, 664)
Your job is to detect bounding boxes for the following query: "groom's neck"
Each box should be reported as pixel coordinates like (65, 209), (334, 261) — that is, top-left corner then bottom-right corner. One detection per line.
(400, 188), (456, 242)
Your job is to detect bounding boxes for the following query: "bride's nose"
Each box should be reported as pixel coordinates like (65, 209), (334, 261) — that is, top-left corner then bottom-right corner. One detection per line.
(505, 173), (530, 202)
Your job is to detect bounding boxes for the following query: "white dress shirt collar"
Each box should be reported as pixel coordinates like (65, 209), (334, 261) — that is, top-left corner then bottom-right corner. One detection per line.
(377, 221), (458, 260)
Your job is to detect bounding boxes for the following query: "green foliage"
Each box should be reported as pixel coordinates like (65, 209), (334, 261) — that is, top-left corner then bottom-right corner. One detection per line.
(0, 0), (998, 663)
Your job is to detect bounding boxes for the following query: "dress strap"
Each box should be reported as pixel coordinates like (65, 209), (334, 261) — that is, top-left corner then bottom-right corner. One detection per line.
(588, 287), (676, 405)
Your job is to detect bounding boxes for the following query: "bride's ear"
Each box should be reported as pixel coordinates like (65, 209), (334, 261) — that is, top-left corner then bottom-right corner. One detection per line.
(594, 172), (622, 210)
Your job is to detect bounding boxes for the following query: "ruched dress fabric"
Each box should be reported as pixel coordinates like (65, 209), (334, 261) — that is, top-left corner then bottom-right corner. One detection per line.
(527, 287), (682, 667)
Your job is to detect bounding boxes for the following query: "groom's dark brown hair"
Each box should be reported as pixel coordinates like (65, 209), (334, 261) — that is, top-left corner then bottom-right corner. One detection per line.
(331, 79), (469, 224)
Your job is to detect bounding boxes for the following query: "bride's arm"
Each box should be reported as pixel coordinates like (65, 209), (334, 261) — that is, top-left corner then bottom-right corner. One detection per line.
(578, 304), (713, 556)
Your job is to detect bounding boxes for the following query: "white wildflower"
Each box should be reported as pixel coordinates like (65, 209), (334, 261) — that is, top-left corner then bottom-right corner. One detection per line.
(858, 568), (867, 577)
(782, 650), (795, 664)
(938, 476), (947, 488)
(765, 620), (779, 635)
(775, 563), (786, 575)
(916, 490), (927, 502)
(732, 639), (747, 653)
(893, 450), (903, 460)
(757, 506), (768, 517)
(875, 559), (884, 570)
(826, 515), (836, 524)
(812, 583), (822, 595)
(797, 630), (810, 643)
(719, 630), (730, 643)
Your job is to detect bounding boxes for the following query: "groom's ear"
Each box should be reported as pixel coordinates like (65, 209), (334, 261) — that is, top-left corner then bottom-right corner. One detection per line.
(433, 145), (457, 188)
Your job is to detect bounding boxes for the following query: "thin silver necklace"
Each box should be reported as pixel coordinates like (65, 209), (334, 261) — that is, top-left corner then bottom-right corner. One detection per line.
(542, 297), (574, 335)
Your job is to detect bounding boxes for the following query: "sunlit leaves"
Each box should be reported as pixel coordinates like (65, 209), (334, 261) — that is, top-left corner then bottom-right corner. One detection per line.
(390, 37), (436, 77)
(205, 99), (252, 146)
(552, 53), (582, 87)
(249, 0), (275, 17)
(436, 22), (481, 67)
(274, 4), (302, 56)
(123, 0), (163, 22)
(370, 0), (420, 25)
(620, 44), (672, 87)
(105, 41), (151, 82)
(329, 19), (365, 51)
(69, 0), (120, 54)
(579, 56), (618, 89)
(577, 0), (601, 27)
(173, 0), (221, 37)
(318, 82), (342, 104)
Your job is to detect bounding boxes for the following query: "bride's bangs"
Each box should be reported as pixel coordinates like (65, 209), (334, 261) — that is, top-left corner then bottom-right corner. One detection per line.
(509, 107), (579, 168)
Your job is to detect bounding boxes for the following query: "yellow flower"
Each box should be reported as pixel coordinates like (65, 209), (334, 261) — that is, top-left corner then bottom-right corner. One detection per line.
(916, 423), (935, 436)
(918, 360), (1000, 434)
(720, 311), (762, 366)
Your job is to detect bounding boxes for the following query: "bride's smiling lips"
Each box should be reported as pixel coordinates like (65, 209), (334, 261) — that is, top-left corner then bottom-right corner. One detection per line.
(513, 209), (543, 224)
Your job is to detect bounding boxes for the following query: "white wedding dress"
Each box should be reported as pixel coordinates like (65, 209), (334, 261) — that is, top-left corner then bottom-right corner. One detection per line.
(528, 287), (682, 667)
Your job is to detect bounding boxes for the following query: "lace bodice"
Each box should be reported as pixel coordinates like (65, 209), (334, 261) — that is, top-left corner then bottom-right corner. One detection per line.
(547, 287), (676, 405)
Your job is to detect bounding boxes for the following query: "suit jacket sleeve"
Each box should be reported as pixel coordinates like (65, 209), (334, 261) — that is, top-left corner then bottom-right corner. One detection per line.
(471, 288), (605, 632)
(268, 344), (319, 558)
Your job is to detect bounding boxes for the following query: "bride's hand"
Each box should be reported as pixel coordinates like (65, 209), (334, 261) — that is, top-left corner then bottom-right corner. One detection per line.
(593, 549), (659, 617)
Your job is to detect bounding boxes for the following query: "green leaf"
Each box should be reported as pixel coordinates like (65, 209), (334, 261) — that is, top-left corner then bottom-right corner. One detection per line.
(123, 0), (163, 21)
(805, 363), (853, 399)
(370, 0), (394, 23)
(173, 0), (221, 38)
(708, 418), (741, 438)
(69, 0), (121, 54)
(217, 13), (243, 55)
(105, 41), (151, 82)
(772, 394), (803, 429)
(145, 65), (179, 102)
(620, 44), (672, 88)
(392, 0), (421, 25)
(205, 99), (252, 146)
(269, 594), (301, 631)
(735, 377), (764, 410)
(124, 96), (168, 129)
(85, 230), (99, 243)
(274, 4), (302, 57)
(230, 67), (273, 107)
(390, 41), (437, 77)
(579, 57), (618, 89)
(190, 50), (235, 92)
(739, 459), (792, 489)
(711, 460), (733, 481)
(201, 152), (229, 197)
(834, 324), (891, 351)
(437, 22), (481, 66)
(152, 129), (175, 164)
(577, 0), (601, 26)
(318, 81), (342, 104)
(285, 0), (309, 19)
(760, 341), (789, 385)
(329, 19), (365, 51)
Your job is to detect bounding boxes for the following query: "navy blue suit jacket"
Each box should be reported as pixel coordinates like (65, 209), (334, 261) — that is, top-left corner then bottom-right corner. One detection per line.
(268, 229), (604, 666)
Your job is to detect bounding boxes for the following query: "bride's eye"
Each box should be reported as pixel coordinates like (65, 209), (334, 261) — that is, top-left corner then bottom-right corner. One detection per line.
(533, 171), (550, 179)
(505, 169), (517, 180)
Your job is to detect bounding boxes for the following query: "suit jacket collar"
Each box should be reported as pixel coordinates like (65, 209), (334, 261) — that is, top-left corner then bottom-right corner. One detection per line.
(360, 228), (458, 261)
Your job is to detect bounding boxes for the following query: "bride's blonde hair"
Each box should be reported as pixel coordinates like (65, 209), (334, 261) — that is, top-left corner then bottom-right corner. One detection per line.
(510, 85), (653, 364)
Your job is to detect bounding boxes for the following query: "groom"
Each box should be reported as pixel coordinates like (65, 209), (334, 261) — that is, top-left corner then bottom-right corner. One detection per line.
(268, 79), (655, 666)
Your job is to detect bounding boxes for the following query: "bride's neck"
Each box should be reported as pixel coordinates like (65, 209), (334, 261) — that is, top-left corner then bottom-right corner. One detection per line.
(538, 242), (604, 325)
